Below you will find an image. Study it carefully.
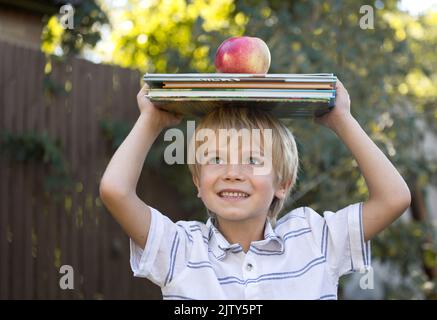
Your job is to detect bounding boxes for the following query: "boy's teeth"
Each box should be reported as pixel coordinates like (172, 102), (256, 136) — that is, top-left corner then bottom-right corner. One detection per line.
(220, 191), (248, 197)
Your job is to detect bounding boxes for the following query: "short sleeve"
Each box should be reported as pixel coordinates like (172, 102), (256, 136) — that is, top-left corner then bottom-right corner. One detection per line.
(305, 203), (371, 278)
(129, 206), (191, 288)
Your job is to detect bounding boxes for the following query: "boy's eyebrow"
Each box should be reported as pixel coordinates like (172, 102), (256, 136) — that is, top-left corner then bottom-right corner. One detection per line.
(203, 150), (266, 159)
(243, 150), (265, 157)
(204, 148), (225, 154)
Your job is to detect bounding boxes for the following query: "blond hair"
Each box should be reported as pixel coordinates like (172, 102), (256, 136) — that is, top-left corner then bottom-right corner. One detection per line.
(188, 107), (299, 226)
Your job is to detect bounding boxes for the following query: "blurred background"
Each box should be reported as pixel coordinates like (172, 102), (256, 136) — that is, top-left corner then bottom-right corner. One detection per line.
(0, 0), (437, 300)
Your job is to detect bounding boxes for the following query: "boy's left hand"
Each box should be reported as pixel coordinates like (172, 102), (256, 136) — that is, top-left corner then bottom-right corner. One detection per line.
(314, 79), (352, 131)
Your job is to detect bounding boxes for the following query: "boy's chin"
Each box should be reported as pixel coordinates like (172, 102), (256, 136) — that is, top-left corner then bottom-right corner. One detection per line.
(215, 211), (258, 222)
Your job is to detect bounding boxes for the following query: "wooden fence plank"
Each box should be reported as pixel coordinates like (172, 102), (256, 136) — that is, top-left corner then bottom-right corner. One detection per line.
(81, 62), (92, 299)
(31, 51), (46, 299)
(88, 63), (101, 299)
(58, 60), (71, 300)
(72, 57), (84, 299)
(22, 46), (39, 299)
(99, 65), (112, 299)
(0, 40), (11, 300)
(35, 53), (50, 299)
(46, 58), (58, 300)
(68, 56), (83, 298)
(11, 43), (26, 299)
(51, 57), (64, 300)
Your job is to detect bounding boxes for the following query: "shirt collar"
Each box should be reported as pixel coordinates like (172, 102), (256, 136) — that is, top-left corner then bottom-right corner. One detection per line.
(206, 217), (284, 260)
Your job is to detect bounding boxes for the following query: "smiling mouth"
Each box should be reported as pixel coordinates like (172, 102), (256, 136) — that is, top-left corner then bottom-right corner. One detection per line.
(217, 191), (250, 200)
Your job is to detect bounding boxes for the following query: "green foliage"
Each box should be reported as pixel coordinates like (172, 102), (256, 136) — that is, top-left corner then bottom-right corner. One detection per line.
(43, 73), (68, 97)
(372, 220), (437, 299)
(110, 0), (245, 72)
(41, 0), (109, 57)
(100, 119), (132, 151)
(374, 220), (437, 273)
(40, 1), (111, 123)
(0, 132), (73, 192)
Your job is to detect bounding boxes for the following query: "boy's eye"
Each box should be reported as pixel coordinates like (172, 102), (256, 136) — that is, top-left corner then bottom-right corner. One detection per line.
(207, 156), (224, 165)
(246, 156), (264, 165)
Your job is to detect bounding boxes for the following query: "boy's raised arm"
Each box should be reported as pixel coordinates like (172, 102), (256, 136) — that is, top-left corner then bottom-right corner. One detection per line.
(99, 84), (182, 248)
(315, 80), (411, 241)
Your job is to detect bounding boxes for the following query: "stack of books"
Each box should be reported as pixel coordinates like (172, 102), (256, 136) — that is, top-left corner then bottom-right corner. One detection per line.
(143, 73), (337, 118)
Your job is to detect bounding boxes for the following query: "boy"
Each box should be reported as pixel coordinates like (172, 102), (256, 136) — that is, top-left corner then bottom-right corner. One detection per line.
(99, 80), (411, 299)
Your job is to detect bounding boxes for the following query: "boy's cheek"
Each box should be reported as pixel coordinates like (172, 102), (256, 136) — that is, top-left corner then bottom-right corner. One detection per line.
(252, 161), (273, 176)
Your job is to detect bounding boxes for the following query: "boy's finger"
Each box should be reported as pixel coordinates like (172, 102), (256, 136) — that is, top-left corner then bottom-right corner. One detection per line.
(139, 83), (150, 95)
(137, 84), (152, 105)
(336, 79), (345, 90)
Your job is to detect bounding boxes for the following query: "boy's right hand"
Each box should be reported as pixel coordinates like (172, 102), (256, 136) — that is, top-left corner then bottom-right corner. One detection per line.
(137, 83), (182, 130)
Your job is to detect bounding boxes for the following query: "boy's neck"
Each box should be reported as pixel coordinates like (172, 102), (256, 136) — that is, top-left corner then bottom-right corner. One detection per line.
(215, 215), (267, 253)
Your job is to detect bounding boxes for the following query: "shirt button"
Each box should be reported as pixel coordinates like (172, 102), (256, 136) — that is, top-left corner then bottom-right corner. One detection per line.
(246, 263), (253, 271)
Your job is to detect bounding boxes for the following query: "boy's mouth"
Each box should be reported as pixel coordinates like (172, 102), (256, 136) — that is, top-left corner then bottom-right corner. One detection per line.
(217, 190), (250, 200)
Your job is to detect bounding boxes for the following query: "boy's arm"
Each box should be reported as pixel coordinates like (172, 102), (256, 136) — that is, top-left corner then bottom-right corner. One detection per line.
(315, 80), (411, 241)
(99, 85), (181, 248)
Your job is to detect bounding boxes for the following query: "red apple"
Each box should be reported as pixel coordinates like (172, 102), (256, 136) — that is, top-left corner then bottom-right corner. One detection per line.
(214, 36), (271, 74)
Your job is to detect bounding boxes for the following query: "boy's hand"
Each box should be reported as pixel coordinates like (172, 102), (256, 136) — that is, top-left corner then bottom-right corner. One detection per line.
(314, 79), (352, 131)
(137, 84), (182, 130)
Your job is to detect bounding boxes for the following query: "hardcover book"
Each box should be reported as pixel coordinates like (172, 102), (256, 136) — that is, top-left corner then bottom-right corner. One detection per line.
(143, 73), (337, 118)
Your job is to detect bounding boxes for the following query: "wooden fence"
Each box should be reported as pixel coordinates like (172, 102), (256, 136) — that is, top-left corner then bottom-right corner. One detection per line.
(0, 41), (189, 299)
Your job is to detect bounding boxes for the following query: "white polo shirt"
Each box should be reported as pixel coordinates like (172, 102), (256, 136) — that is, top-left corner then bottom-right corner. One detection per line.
(130, 203), (371, 300)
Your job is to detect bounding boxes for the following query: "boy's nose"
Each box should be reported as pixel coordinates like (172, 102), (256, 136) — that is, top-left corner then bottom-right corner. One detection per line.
(222, 164), (245, 181)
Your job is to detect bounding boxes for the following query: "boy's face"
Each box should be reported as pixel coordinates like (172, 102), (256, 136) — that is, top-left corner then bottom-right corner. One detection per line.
(192, 132), (287, 223)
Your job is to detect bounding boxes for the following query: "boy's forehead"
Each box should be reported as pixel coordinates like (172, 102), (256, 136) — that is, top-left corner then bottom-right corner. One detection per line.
(200, 128), (266, 152)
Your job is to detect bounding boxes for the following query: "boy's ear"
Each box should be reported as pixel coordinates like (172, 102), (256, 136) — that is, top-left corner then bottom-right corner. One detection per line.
(192, 175), (201, 197)
(274, 180), (292, 199)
